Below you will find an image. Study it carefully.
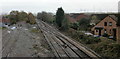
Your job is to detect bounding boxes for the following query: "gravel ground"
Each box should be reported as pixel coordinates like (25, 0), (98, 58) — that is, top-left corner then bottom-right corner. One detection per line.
(2, 22), (53, 57)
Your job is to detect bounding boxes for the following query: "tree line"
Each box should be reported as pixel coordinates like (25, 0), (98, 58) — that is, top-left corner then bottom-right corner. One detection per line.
(8, 11), (36, 24)
(37, 11), (55, 23)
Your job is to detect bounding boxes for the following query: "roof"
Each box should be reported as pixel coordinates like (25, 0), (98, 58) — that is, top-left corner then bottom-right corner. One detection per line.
(75, 14), (89, 21)
(66, 15), (76, 23)
(109, 15), (118, 22)
(66, 13), (90, 23)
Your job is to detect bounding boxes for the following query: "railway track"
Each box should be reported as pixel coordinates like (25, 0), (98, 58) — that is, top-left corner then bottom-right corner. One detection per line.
(36, 19), (101, 59)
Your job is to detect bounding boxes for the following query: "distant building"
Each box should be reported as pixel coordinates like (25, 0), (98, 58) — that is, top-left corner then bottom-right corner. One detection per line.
(0, 16), (10, 27)
(66, 14), (76, 23)
(66, 13), (89, 23)
(91, 15), (117, 39)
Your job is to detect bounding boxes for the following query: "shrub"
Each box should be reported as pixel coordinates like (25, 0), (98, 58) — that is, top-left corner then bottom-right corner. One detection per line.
(92, 39), (120, 57)
(67, 30), (101, 44)
(81, 35), (101, 44)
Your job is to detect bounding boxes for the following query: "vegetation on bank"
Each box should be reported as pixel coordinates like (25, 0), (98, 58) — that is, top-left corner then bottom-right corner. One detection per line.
(62, 29), (120, 58)
(5, 11), (36, 25)
(91, 40), (120, 58)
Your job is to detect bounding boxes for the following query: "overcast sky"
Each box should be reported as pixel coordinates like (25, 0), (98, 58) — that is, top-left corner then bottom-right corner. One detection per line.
(0, 0), (119, 14)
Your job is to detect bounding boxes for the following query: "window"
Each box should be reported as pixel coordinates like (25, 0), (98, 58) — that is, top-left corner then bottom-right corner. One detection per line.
(109, 22), (112, 26)
(104, 22), (107, 26)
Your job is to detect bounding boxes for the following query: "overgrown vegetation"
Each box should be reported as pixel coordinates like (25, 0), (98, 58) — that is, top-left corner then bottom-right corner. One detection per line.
(69, 18), (91, 31)
(90, 39), (120, 58)
(78, 18), (90, 31)
(37, 11), (55, 23)
(63, 28), (120, 58)
(8, 11), (36, 25)
(66, 29), (101, 44)
(61, 16), (70, 31)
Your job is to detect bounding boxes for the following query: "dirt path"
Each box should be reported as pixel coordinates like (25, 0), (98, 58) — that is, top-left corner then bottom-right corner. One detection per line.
(2, 22), (53, 57)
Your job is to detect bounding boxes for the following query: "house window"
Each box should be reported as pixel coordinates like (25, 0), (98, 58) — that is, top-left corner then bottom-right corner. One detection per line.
(104, 22), (107, 26)
(109, 22), (112, 26)
(104, 29), (107, 33)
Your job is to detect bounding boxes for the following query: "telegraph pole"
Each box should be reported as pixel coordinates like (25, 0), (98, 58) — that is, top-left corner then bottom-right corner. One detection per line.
(117, 2), (120, 43)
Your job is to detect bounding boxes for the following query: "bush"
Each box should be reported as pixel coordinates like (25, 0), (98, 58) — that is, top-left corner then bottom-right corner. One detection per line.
(67, 30), (101, 44)
(92, 39), (120, 57)
(81, 35), (101, 44)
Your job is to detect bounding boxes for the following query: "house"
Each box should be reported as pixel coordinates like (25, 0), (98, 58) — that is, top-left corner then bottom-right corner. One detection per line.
(91, 15), (117, 39)
(0, 16), (10, 27)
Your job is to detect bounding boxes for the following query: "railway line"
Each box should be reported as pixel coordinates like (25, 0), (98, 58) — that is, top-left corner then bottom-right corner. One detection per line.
(2, 19), (101, 58)
(36, 19), (101, 58)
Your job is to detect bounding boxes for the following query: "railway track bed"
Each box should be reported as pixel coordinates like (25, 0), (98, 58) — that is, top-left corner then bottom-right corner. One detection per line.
(37, 19), (100, 58)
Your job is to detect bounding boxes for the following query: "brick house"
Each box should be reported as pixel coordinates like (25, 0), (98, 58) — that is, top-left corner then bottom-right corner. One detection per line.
(0, 17), (10, 27)
(91, 15), (117, 39)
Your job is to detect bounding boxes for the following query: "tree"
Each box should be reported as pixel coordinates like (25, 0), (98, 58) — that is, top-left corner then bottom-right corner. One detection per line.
(40, 11), (48, 21)
(79, 18), (90, 26)
(61, 16), (70, 30)
(70, 22), (79, 30)
(55, 7), (65, 27)
(9, 11), (19, 24)
(9, 10), (36, 25)
(18, 11), (28, 21)
(37, 11), (54, 23)
(37, 13), (41, 19)
(78, 18), (90, 30)
(28, 13), (36, 24)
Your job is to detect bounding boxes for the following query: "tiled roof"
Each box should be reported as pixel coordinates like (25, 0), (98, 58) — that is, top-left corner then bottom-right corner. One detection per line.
(66, 14), (89, 23)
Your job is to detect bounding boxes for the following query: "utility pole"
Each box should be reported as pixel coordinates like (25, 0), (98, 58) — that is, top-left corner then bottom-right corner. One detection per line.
(117, 2), (120, 43)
